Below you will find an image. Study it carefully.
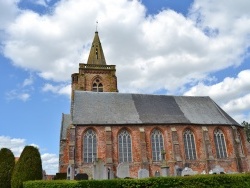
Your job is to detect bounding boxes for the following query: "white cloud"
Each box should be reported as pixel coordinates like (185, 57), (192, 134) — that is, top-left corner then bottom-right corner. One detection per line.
(6, 90), (31, 102)
(232, 113), (250, 126)
(19, 93), (30, 101)
(0, 136), (26, 156)
(222, 94), (250, 115)
(1, 0), (249, 95)
(5, 75), (35, 102)
(0, 136), (58, 175)
(42, 83), (71, 97)
(34, 0), (48, 7)
(41, 153), (59, 175)
(184, 70), (250, 102)
(184, 70), (250, 123)
(0, 0), (20, 30)
(23, 74), (34, 87)
(190, 0), (250, 35)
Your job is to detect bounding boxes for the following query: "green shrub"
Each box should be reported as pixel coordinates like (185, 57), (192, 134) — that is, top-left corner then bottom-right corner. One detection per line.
(23, 173), (250, 188)
(11, 146), (43, 188)
(24, 180), (79, 188)
(0, 148), (15, 188)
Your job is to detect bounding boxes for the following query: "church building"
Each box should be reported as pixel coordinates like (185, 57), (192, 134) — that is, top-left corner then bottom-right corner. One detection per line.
(59, 31), (250, 179)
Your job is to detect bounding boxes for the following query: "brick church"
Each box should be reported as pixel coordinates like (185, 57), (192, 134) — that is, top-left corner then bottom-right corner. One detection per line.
(59, 31), (250, 179)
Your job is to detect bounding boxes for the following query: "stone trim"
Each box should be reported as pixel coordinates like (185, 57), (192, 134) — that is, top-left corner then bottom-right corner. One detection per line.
(171, 127), (182, 162)
(105, 126), (113, 164)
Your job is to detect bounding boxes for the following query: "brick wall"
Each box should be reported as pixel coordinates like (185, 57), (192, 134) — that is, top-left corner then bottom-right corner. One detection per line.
(71, 124), (250, 178)
(59, 130), (70, 172)
(71, 64), (118, 94)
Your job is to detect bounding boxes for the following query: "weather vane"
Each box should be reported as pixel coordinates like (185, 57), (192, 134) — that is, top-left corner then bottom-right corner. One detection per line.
(96, 21), (98, 32)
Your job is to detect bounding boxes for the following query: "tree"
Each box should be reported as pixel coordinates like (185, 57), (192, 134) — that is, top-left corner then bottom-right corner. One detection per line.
(11, 146), (43, 188)
(242, 121), (250, 143)
(0, 148), (15, 188)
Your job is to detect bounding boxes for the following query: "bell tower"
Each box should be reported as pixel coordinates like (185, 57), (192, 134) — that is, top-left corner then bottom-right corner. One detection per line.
(71, 31), (118, 100)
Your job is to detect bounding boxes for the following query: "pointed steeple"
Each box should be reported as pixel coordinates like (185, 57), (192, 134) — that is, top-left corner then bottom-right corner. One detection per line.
(87, 31), (106, 65)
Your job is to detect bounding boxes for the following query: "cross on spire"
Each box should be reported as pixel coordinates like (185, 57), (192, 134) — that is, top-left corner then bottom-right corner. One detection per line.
(96, 21), (98, 32)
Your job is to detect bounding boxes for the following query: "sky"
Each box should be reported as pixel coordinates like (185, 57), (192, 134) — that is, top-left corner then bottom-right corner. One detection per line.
(0, 0), (250, 175)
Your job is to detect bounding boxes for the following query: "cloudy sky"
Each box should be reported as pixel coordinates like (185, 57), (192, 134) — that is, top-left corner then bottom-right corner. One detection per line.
(0, 0), (250, 174)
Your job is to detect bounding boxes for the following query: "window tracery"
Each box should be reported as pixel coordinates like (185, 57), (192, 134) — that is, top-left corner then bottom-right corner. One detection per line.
(92, 78), (103, 92)
(83, 129), (97, 163)
(118, 129), (132, 162)
(151, 129), (164, 161)
(214, 129), (227, 158)
(183, 129), (196, 160)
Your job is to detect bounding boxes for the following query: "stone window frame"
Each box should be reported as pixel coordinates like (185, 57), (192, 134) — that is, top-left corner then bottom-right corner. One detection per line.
(92, 77), (103, 92)
(183, 129), (197, 160)
(214, 128), (228, 159)
(83, 129), (97, 163)
(151, 129), (164, 162)
(118, 129), (132, 163)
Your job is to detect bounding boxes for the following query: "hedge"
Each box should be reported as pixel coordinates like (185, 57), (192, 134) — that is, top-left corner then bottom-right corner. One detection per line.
(23, 180), (79, 188)
(23, 173), (250, 188)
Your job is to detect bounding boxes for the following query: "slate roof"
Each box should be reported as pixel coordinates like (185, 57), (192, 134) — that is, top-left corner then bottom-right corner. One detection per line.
(60, 113), (71, 140)
(72, 91), (240, 126)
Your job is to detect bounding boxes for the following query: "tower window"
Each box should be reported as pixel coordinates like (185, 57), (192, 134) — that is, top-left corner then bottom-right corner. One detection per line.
(95, 48), (98, 59)
(183, 129), (196, 160)
(92, 79), (103, 92)
(214, 129), (227, 158)
(151, 129), (164, 161)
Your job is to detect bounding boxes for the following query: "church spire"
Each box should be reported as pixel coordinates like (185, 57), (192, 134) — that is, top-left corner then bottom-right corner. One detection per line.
(87, 31), (106, 65)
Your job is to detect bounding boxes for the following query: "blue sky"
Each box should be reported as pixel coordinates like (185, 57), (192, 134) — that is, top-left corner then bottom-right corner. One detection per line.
(0, 0), (250, 174)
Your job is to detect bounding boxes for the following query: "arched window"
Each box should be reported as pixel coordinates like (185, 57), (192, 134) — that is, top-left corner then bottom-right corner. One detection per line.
(67, 166), (71, 180)
(151, 129), (164, 161)
(183, 129), (196, 160)
(92, 78), (103, 92)
(83, 129), (97, 163)
(118, 130), (132, 162)
(214, 129), (227, 158)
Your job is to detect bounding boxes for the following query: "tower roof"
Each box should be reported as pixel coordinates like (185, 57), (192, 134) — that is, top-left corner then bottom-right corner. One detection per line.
(87, 32), (106, 65)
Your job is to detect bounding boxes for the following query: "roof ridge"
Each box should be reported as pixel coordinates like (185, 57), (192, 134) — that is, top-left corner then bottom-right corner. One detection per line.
(74, 90), (210, 98)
